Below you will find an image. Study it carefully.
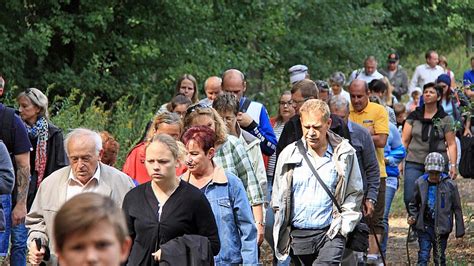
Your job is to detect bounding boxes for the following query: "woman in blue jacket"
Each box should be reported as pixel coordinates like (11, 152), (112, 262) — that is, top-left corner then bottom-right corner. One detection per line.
(181, 126), (258, 265)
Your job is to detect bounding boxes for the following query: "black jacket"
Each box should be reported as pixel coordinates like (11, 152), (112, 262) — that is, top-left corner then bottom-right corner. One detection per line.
(27, 122), (68, 210)
(123, 181), (220, 266)
(159, 234), (213, 265)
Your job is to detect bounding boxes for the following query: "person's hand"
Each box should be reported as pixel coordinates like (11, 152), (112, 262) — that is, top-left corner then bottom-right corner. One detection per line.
(28, 241), (45, 265)
(256, 222), (264, 246)
(151, 249), (161, 262)
(407, 216), (415, 225)
(12, 203), (27, 226)
(450, 164), (457, 180)
(237, 112), (254, 128)
(363, 199), (374, 218)
(463, 128), (472, 137)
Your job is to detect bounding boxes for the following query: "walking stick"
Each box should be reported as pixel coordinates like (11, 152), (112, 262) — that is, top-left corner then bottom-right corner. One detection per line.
(406, 226), (411, 265)
(370, 226), (386, 266)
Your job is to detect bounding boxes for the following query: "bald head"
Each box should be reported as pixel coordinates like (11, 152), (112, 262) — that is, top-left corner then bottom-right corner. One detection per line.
(222, 69), (246, 101)
(204, 76), (222, 102)
(348, 79), (369, 112)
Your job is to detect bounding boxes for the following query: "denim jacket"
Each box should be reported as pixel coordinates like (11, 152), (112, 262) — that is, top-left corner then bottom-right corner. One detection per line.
(182, 166), (258, 265)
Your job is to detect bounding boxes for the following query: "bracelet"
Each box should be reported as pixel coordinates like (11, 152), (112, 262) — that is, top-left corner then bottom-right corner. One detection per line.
(450, 163), (456, 167)
(255, 221), (265, 226)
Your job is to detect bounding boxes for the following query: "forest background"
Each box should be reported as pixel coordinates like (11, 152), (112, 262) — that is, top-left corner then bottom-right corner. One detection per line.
(1, 0), (473, 167)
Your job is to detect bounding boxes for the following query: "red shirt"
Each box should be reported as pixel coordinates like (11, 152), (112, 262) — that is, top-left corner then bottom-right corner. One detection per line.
(123, 142), (187, 184)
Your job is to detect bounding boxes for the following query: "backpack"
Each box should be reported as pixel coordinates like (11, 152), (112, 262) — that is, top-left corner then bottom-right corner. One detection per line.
(0, 105), (15, 157)
(459, 136), (474, 179)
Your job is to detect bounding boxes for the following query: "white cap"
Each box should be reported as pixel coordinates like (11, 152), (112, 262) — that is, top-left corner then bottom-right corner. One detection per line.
(289, 65), (308, 84)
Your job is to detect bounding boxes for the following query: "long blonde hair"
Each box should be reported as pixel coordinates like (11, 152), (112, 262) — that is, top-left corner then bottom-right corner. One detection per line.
(382, 77), (395, 107)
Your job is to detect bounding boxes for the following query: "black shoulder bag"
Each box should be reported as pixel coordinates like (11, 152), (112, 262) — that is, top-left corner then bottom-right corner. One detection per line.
(296, 140), (369, 252)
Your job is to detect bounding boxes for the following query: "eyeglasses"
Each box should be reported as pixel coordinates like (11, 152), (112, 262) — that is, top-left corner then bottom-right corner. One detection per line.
(279, 101), (292, 106)
(291, 98), (310, 106)
(185, 103), (211, 116)
(25, 88), (40, 102)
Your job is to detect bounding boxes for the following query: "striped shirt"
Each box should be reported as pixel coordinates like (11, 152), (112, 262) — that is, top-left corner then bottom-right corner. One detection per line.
(291, 143), (337, 229)
(267, 121), (285, 179)
(213, 135), (264, 205)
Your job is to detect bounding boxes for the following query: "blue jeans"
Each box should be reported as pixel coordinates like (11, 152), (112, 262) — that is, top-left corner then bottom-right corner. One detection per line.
(0, 194), (28, 265)
(381, 177), (398, 256)
(0, 195), (12, 257)
(265, 178), (290, 266)
(404, 162), (425, 212)
(417, 225), (448, 265)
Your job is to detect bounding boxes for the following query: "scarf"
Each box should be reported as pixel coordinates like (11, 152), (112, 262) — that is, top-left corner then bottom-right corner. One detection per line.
(407, 106), (447, 153)
(26, 116), (49, 186)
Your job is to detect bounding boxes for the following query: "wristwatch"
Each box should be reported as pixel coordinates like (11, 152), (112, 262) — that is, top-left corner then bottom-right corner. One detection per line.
(450, 163), (456, 168)
(366, 199), (376, 205)
(255, 221), (265, 226)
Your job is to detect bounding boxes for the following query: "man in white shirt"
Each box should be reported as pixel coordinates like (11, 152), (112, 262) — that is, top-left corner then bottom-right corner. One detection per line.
(348, 56), (384, 84)
(26, 128), (135, 265)
(409, 50), (444, 94)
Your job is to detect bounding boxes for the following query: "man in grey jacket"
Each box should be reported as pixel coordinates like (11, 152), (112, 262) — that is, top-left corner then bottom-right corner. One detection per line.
(26, 128), (135, 265)
(0, 141), (15, 232)
(272, 99), (364, 264)
(379, 52), (409, 101)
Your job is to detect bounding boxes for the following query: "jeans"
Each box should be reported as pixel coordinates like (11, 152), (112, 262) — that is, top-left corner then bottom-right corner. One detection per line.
(11, 223), (28, 266)
(0, 194), (28, 265)
(417, 225), (448, 265)
(0, 195), (11, 257)
(265, 178), (290, 266)
(404, 162), (425, 212)
(381, 176), (398, 256)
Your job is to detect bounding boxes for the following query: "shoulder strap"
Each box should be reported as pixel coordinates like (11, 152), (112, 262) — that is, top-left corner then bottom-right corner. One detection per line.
(239, 97), (252, 113)
(0, 106), (15, 154)
(296, 140), (343, 213)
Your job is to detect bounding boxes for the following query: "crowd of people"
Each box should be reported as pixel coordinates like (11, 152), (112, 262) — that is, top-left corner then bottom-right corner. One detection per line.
(0, 50), (472, 265)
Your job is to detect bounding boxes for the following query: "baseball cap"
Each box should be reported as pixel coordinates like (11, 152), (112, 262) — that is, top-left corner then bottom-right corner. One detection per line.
(425, 152), (445, 172)
(289, 65), (308, 84)
(387, 53), (399, 63)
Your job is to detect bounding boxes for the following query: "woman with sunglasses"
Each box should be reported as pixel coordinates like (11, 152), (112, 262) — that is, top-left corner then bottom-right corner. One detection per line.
(16, 88), (68, 209)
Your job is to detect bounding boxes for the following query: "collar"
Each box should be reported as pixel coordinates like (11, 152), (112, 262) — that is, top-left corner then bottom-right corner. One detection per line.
(347, 120), (354, 133)
(68, 164), (101, 185)
(182, 165), (228, 184)
(424, 64), (438, 70)
(349, 103), (369, 114)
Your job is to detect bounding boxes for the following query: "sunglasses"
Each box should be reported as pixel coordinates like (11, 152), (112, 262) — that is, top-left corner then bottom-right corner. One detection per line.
(25, 88), (40, 102)
(185, 103), (211, 116)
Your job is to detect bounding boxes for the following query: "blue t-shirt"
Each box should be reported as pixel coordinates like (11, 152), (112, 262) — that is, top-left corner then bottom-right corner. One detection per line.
(463, 69), (474, 86)
(424, 181), (437, 225)
(0, 104), (32, 155)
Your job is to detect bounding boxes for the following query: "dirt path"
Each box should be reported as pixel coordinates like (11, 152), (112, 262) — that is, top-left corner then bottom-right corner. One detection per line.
(261, 177), (474, 265)
(384, 177), (474, 265)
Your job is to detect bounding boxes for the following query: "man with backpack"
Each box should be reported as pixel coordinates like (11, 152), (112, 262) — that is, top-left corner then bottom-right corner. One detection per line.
(0, 100), (32, 265)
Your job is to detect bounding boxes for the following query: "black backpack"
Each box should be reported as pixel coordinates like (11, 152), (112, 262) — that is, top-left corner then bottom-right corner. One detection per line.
(0, 105), (15, 158)
(459, 136), (474, 179)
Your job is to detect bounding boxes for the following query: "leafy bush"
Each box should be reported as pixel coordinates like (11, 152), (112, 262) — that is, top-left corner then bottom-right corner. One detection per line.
(49, 89), (155, 168)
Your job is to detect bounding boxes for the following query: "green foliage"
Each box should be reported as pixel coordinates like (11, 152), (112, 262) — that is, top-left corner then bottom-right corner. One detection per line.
(49, 89), (155, 168)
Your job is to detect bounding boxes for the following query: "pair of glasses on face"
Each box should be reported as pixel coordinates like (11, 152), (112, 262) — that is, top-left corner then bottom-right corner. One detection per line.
(25, 88), (40, 102)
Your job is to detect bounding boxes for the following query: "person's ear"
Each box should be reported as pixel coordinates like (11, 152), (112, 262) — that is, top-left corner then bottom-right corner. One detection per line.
(207, 147), (215, 160)
(98, 149), (104, 160)
(120, 236), (133, 263)
(243, 81), (247, 93)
